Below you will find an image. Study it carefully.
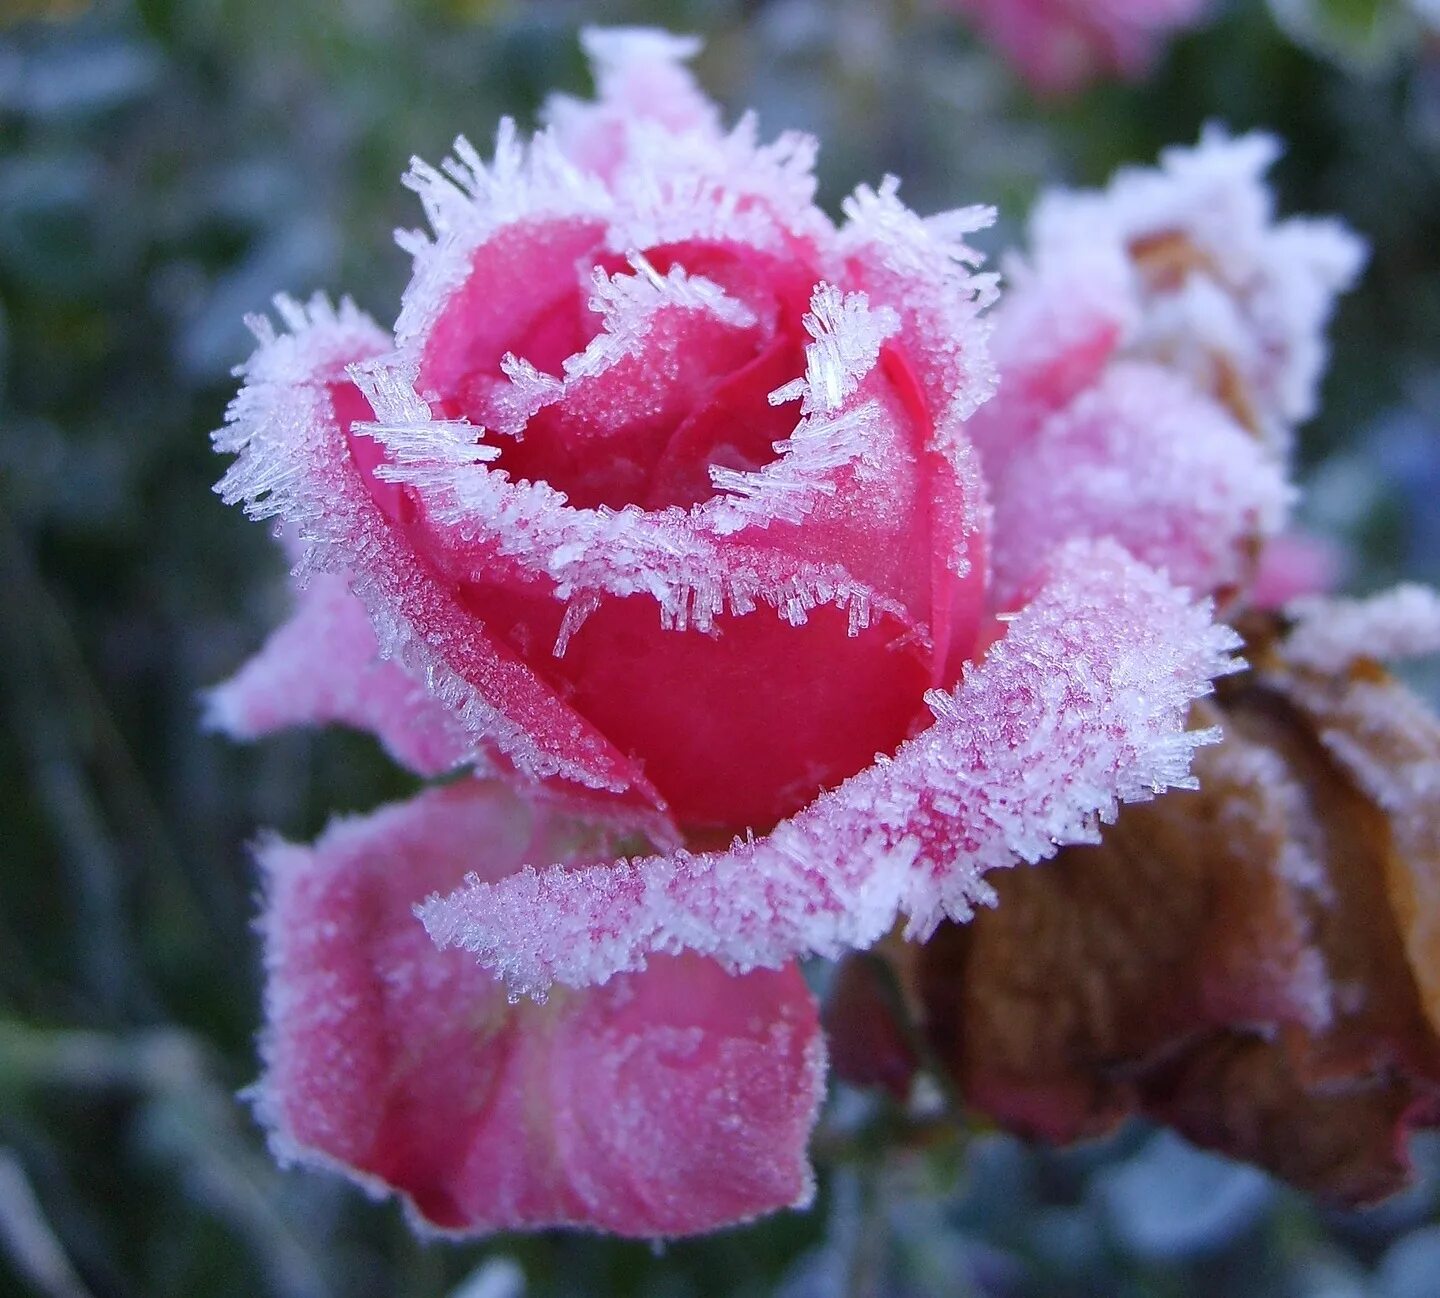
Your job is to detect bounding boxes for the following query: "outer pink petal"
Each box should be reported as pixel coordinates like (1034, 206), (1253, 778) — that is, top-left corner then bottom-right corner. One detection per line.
(962, 255), (1135, 479)
(988, 362), (1293, 604)
(420, 539), (1241, 997)
(206, 571), (471, 776)
(1249, 530), (1345, 610)
(544, 28), (723, 178)
(255, 781), (825, 1237)
(212, 293), (663, 805)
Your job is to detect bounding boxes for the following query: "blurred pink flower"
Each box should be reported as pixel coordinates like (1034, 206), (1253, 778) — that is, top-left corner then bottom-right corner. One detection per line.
(949, 0), (1212, 93)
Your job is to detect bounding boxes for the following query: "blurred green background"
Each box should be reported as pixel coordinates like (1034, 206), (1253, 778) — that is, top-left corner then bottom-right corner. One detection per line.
(2, 1), (1439, 1294)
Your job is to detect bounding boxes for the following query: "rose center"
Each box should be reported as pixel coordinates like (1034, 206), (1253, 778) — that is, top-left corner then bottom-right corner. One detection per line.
(429, 236), (819, 512)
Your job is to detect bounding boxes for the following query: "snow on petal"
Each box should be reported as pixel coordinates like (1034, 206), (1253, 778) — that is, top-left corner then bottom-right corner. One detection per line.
(605, 113), (830, 254)
(394, 121), (612, 354)
(419, 539), (1240, 997)
(988, 362), (1294, 604)
(205, 570), (473, 776)
(254, 780), (825, 1238)
(963, 247), (1135, 477)
(1282, 585), (1440, 674)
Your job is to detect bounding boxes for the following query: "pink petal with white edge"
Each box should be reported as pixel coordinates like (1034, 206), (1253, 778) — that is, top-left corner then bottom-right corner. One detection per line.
(420, 539), (1241, 998)
(205, 570), (472, 776)
(255, 781), (825, 1238)
(545, 27), (723, 178)
(212, 293), (663, 805)
(989, 362), (1293, 605)
(963, 252), (1135, 477)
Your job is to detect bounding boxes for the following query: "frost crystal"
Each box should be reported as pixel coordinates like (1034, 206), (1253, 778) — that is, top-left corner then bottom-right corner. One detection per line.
(1282, 585), (1440, 673)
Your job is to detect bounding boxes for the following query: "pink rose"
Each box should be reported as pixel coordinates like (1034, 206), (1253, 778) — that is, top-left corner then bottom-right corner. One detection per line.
(947, 0), (1212, 94)
(213, 30), (1246, 1237)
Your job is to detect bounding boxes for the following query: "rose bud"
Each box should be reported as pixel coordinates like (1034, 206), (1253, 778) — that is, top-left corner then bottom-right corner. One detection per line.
(213, 32), (1262, 1235)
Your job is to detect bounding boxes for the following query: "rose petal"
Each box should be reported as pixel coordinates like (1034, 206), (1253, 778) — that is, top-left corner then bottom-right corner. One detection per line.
(254, 780), (825, 1237)
(962, 253), (1133, 479)
(363, 284), (989, 829)
(988, 362), (1293, 605)
(1282, 586), (1440, 675)
(1270, 648), (1440, 1040)
(901, 656), (1440, 1206)
(1249, 530), (1345, 610)
(545, 27), (723, 180)
(205, 570), (471, 776)
(420, 539), (1239, 996)
(213, 294), (665, 804)
(1024, 129), (1365, 447)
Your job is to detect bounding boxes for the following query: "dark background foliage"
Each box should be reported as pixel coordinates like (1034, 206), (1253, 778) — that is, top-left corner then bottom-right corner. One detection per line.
(1, 1), (1438, 1294)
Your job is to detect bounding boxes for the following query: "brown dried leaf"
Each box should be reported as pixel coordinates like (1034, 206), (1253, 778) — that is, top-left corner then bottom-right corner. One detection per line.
(901, 668), (1440, 1204)
(1275, 663), (1440, 1041)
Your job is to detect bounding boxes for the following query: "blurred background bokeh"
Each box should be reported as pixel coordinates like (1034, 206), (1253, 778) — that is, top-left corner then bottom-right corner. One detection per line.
(2, 1), (1439, 1294)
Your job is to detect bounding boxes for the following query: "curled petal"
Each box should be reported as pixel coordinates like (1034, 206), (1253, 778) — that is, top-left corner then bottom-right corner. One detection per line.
(254, 781), (825, 1237)
(205, 571), (472, 777)
(989, 362), (1294, 604)
(420, 540), (1240, 996)
(963, 250), (1134, 476)
(1026, 128), (1365, 447)
(213, 293), (664, 803)
(544, 27), (723, 177)
(893, 617), (1440, 1207)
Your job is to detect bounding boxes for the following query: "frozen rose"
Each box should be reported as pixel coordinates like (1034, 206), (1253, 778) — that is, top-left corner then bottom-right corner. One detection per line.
(214, 32), (1255, 1236)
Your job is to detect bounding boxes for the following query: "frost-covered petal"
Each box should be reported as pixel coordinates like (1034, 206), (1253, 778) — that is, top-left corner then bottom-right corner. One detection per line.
(1025, 128), (1366, 448)
(363, 282), (989, 830)
(879, 652), (1440, 1207)
(420, 539), (1240, 996)
(988, 362), (1294, 604)
(963, 250), (1134, 475)
(1282, 585), (1440, 674)
(838, 177), (999, 442)
(545, 27), (723, 178)
(212, 294), (662, 803)
(254, 781), (825, 1237)
(205, 570), (472, 776)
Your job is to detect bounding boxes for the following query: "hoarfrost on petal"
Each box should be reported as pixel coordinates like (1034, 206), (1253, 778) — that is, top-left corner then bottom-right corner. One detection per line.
(1283, 585), (1440, 673)
(205, 570), (475, 776)
(254, 781), (825, 1238)
(989, 362), (1294, 604)
(211, 296), (660, 801)
(419, 539), (1240, 996)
